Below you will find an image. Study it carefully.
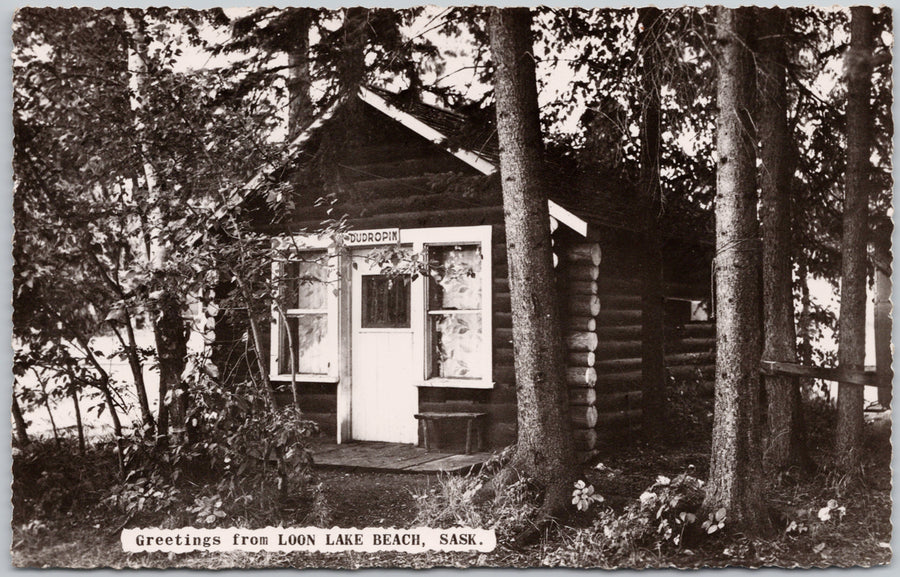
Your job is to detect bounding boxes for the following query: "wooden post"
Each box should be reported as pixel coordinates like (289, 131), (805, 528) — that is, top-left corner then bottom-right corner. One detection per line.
(875, 257), (892, 408)
(336, 253), (353, 443)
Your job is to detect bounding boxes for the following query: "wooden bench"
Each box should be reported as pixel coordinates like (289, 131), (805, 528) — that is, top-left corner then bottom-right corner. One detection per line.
(414, 412), (487, 455)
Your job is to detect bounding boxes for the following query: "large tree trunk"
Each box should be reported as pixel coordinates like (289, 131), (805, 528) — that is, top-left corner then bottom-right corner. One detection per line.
(874, 236), (892, 409)
(12, 391), (30, 447)
(487, 6), (575, 536)
(835, 6), (874, 472)
(637, 6), (667, 439)
(123, 11), (189, 445)
(287, 8), (314, 137)
(757, 7), (808, 472)
(704, 6), (767, 533)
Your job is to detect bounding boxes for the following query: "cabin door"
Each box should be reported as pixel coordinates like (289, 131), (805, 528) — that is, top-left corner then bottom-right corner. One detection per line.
(350, 249), (420, 443)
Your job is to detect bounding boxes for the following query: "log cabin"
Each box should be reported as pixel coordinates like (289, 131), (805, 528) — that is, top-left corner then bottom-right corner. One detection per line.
(230, 86), (715, 462)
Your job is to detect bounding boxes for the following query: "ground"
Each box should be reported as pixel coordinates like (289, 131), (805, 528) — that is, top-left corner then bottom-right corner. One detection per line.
(11, 415), (892, 569)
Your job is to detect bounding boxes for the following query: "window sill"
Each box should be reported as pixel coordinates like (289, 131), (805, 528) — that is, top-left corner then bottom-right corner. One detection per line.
(270, 374), (339, 384)
(418, 378), (494, 389)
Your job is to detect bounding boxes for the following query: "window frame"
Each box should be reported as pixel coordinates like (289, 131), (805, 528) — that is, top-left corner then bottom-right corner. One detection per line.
(270, 237), (340, 383)
(408, 225), (493, 389)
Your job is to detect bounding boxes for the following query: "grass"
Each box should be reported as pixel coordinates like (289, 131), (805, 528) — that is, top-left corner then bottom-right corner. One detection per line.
(11, 409), (893, 569)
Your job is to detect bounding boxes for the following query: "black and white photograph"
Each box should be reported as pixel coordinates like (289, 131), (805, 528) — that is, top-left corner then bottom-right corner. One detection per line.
(10, 4), (894, 568)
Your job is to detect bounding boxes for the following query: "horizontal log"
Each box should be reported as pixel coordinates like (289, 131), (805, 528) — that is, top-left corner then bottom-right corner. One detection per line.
(598, 276), (640, 294)
(561, 243), (601, 266)
(575, 449), (599, 464)
(567, 367), (597, 387)
(573, 429), (599, 450)
(597, 309), (642, 325)
(279, 205), (505, 235)
(669, 338), (716, 353)
(760, 360), (884, 388)
(596, 408), (642, 428)
(493, 365), (515, 384)
(595, 357), (642, 373)
(603, 294), (642, 310)
(568, 294), (601, 317)
(564, 316), (596, 332)
(493, 292), (511, 311)
(496, 310), (598, 329)
(668, 364), (716, 380)
(570, 405), (598, 429)
(670, 322), (715, 337)
(559, 280), (598, 296)
(596, 325), (642, 340)
(493, 328), (513, 347)
(569, 388), (597, 406)
(567, 351), (596, 367)
(665, 351), (716, 366)
(595, 340), (642, 360)
(341, 154), (466, 180)
(563, 263), (600, 281)
(493, 278), (510, 292)
(566, 331), (599, 352)
(495, 347), (514, 363)
(596, 370), (642, 388)
(595, 390), (642, 412)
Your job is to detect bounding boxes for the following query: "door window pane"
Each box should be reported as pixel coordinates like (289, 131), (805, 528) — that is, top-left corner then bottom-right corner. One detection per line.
(361, 275), (411, 328)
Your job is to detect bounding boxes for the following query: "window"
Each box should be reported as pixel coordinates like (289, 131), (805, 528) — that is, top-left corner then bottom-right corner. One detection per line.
(361, 275), (411, 328)
(426, 244), (485, 380)
(272, 250), (338, 380)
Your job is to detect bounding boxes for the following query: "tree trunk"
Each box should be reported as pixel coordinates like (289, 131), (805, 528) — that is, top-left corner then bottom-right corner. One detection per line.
(287, 8), (314, 138)
(154, 292), (189, 442)
(68, 379), (86, 455)
(11, 392), (30, 447)
(704, 6), (767, 533)
(637, 6), (667, 440)
(111, 315), (155, 435)
(122, 11), (189, 446)
(757, 7), (808, 472)
(874, 238), (892, 408)
(488, 7), (575, 534)
(835, 6), (874, 472)
(35, 372), (61, 446)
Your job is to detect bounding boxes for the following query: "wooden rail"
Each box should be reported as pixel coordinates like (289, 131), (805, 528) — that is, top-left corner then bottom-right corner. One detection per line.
(760, 360), (887, 389)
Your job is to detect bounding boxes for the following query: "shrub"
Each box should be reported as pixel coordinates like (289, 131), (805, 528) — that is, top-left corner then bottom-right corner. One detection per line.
(12, 437), (120, 523)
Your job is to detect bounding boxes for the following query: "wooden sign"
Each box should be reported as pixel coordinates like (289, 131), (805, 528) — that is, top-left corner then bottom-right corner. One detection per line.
(343, 228), (400, 246)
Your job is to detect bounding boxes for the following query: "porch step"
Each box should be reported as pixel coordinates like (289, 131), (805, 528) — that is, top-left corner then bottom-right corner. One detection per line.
(309, 439), (491, 474)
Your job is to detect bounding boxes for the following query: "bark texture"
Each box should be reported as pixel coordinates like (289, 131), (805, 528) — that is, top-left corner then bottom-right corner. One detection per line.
(704, 7), (767, 532)
(835, 6), (874, 471)
(637, 6), (667, 439)
(757, 7), (807, 472)
(12, 393), (30, 447)
(488, 6), (574, 518)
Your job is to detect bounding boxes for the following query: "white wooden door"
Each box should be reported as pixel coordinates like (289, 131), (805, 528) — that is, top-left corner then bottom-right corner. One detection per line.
(351, 250), (420, 443)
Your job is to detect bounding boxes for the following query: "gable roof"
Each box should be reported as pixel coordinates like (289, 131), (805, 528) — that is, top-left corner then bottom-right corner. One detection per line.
(246, 86), (589, 237)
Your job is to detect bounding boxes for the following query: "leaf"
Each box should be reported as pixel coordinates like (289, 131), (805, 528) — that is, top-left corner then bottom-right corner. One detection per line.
(715, 507), (726, 522)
